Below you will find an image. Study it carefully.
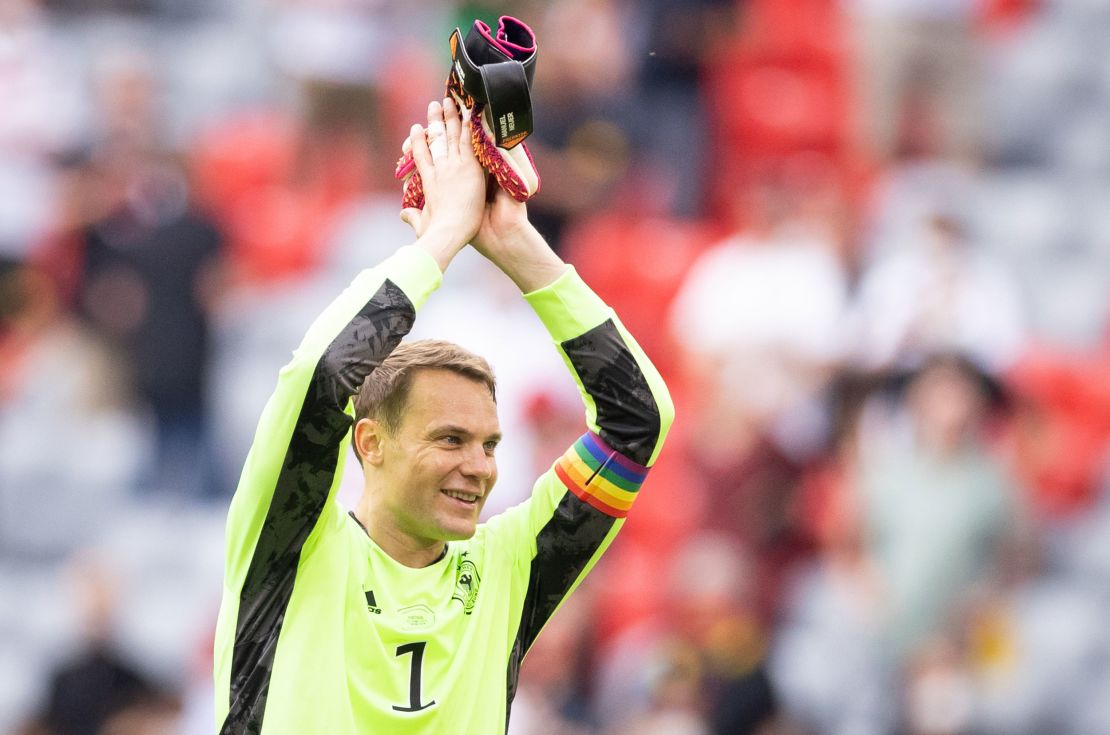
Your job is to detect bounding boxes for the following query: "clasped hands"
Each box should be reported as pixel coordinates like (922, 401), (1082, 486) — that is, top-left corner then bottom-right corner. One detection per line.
(400, 97), (533, 267)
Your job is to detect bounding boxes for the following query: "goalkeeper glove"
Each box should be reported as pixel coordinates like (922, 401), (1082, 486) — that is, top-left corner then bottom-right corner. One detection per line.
(396, 16), (540, 209)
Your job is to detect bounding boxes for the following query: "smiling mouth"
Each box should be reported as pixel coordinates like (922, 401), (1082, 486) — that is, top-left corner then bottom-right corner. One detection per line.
(442, 489), (480, 506)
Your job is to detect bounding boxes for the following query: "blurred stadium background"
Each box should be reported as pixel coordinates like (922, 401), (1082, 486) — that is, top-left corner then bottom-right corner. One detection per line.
(4, 0), (1110, 732)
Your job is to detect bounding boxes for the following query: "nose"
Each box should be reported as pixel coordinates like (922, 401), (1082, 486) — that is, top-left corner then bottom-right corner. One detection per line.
(459, 443), (496, 483)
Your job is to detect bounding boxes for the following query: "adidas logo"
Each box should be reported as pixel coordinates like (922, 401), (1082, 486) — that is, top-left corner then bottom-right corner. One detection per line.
(365, 590), (382, 615)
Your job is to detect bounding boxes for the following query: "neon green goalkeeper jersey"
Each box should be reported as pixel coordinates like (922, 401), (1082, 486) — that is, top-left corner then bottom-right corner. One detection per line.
(213, 246), (673, 734)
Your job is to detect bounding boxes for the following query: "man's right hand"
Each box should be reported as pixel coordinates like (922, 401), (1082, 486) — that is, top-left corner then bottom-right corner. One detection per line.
(402, 97), (487, 271)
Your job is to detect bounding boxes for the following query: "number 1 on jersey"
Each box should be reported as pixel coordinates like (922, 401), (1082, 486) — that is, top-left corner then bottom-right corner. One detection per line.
(393, 641), (436, 712)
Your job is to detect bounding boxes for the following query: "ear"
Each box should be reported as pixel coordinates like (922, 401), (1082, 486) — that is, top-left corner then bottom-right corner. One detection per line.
(353, 418), (387, 466)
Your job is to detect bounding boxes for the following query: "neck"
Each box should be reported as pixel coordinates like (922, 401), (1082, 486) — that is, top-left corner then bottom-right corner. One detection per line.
(354, 494), (446, 568)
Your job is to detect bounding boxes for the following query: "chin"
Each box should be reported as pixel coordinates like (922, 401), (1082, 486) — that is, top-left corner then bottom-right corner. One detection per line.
(446, 527), (478, 542)
(437, 520), (478, 541)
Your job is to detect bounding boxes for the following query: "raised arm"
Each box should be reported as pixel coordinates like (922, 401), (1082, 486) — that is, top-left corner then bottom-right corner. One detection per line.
(474, 195), (674, 705)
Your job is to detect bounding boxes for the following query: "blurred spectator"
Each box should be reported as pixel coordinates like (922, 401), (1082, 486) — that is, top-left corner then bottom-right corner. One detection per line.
(851, 205), (1027, 373)
(770, 531), (895, 734)
(858, 355), (1023, 659)
(18, 558), (179, 735)
(534, 0), (633, 103)
(772, 355), (1024, 733)
(64, 53), (226, 497)
(525, 0), (635, 249)
(845, 0), (981, 165)
(595, 534), (779, 735)
(607, 642), (709, 735)
(670, 166), (849, 457)
(771, 374), (897, 733)
(667, 168), (848, 617)
(892, 510), (1107, 734)
(629, 0), (739, 216)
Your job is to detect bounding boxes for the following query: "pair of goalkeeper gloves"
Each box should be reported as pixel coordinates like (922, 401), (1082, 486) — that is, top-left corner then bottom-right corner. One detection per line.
(395, 16), (540, 209)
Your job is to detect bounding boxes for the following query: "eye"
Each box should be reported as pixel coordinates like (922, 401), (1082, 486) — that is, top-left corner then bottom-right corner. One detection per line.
(441, 434), (462, 446)
(483, 440), (499, 454)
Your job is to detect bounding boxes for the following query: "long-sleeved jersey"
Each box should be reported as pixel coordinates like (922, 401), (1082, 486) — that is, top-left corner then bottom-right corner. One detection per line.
(213, 245), (673, 734)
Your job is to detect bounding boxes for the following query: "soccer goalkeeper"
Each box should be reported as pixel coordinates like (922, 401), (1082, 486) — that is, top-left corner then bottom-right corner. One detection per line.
(213, 97), (673, 734)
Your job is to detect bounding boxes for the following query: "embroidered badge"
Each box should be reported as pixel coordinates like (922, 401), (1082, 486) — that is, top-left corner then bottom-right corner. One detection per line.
(451, 553), (480, 615)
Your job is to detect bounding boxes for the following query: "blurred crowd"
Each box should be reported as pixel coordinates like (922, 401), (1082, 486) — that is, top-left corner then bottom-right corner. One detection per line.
(3, 0), (1110, 733)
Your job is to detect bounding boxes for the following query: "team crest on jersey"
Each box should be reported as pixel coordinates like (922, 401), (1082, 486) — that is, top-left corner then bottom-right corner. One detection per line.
(451, 553), (480, 615)
(398, 604), (435, 630)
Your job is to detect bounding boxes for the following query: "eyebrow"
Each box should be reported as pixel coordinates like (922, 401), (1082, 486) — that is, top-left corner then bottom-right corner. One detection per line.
(432, 425), (502, 443)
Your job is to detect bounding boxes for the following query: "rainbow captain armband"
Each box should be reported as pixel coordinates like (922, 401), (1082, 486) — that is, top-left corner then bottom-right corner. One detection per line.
(554, 432), (649, 519)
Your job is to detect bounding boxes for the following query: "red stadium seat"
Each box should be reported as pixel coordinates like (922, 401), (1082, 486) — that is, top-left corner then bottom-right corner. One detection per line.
(1006, 347), (1110, 518)
(191, 110), (299, 222)
(702, 0), (855, 220)
(223, 186), (336, 285)
(191, 109), (378, 285)
(739, 0), (846, 59)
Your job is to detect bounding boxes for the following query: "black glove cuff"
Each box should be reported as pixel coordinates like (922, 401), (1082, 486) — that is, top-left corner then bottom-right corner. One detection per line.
(448, 17), (537, 150)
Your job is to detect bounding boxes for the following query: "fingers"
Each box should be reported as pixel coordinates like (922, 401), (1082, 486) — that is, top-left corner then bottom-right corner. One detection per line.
(457, 103), (476, 162)
(409, 123), (435, 195)
(426, 100), (447, 163)
(406, 98), (483, 232)
(443, 97), (462, 157)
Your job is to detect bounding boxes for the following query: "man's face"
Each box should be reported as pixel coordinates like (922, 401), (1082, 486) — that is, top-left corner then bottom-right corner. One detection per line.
(375, 369), (500, 544)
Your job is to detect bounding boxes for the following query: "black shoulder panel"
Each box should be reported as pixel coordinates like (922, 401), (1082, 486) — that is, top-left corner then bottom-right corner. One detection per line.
(560, 319), (660, 466)
(320, 279), (416, 404)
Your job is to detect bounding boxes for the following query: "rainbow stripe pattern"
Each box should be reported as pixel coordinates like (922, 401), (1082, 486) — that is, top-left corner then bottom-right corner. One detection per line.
(554, 432), (649, 518)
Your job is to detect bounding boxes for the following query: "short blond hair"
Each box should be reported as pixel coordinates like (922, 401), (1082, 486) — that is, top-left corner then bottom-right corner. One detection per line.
(353, 339), (497, 439)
